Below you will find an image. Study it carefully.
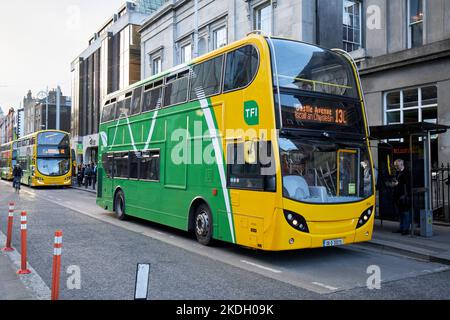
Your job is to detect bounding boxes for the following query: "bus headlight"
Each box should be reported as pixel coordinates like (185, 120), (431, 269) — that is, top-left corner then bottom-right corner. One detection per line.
(284, 210), (309, 233)
(357, 207), (374, 229)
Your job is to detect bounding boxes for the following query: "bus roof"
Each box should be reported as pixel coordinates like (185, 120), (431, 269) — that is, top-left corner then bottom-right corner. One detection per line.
(16, 130), (70, 141)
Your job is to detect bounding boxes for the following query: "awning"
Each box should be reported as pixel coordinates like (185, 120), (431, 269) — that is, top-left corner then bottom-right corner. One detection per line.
(370, 122), (450, 140)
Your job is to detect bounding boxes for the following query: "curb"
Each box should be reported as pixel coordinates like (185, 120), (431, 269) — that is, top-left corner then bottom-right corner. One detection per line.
(70, 186), (97, 195)
(360, 239), (450, 266)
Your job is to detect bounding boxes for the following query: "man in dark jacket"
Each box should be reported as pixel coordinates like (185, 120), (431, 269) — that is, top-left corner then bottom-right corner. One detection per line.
(393, 159), (411, 235)
(84, 164), (91, 189)
(91, 163), (97, 190)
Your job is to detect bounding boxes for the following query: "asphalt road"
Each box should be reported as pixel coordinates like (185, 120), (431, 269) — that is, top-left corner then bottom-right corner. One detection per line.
(0, 180), (449, 300)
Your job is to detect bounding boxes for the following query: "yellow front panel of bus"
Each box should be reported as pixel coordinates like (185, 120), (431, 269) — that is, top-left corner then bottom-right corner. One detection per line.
(209, 36), (283, 249)
(208, 35), (375, 251)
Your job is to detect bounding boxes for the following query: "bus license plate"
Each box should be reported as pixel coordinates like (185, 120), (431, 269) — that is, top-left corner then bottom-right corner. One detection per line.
(323, 239), (344, 247)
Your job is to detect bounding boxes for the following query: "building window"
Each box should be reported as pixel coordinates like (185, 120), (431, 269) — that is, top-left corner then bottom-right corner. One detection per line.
(385, 85), (438, 127)
(254, 2), (272, 35)
(343, 0), (362, 52)
(152, 57), (161, 75)
(408, 0), (424, 48)
(213, 27), (227, 50)
(181, 43), (192, 63)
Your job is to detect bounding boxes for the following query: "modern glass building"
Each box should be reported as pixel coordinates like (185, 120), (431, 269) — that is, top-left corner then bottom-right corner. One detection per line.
(71, 1), (165, 165)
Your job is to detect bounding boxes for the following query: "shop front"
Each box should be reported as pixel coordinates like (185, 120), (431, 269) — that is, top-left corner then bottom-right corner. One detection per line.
(83, 134), (99, 165)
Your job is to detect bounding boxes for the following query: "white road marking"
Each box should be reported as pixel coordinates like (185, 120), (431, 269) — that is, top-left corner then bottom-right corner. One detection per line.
(0, 231), (51, 300)
(21, 189), (36, 197)
(240, 260), (282, 274)
(312, 282), (339, 291)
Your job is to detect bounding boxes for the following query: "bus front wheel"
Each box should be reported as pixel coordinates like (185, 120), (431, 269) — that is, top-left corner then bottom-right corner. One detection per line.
(194, 204), (213, 246)
(114, 190), (127, 221)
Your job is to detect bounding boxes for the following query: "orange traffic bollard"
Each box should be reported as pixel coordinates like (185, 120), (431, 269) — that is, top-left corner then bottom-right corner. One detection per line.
(2, 202), (15, 252)
(51, 230), (63, 300)
(17, 211), (31, 275)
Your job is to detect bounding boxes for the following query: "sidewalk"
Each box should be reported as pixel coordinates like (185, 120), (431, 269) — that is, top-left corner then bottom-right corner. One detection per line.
(71, 178), (97, 194)
(0, 252), (33, 300)
(364, 219), (450, 265)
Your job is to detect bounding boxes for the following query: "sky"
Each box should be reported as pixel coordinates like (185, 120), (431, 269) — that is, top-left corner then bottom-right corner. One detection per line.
(0, 0), (128, 114)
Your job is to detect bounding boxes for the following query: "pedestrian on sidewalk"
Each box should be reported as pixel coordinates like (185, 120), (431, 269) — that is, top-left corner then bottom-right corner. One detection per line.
(12, 164), (23, 193)
(77, 165), (83, 187)
(85, 164), (92, 189)
(92, 162), (97, 190)
(392, 159), (412, 235)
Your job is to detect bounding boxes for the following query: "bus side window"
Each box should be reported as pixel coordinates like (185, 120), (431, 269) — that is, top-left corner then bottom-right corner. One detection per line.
(139, 151), (160, 181)
(224, 45), (259, 92)
(129, 152), (139, 179)
(142, 87), (162, 112)
(115, 100), (125, 119)
(190, 55), (223, 100)
(101, 104), (114, 123)
(131, 86), (143, 115)
(164, 72), (189, 107)
(113, 152), (129, 178)
(227, 141), (276, 192)
(102, 153), (113, 178)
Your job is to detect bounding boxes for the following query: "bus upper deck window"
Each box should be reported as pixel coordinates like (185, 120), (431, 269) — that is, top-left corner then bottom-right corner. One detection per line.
(224, 45), (259, 92)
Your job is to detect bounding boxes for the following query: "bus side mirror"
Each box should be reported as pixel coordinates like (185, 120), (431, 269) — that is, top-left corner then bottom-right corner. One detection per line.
(244, 141), (257, 164)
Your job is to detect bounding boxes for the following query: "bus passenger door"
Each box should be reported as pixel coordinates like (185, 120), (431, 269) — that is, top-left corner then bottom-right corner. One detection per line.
(337, 149), (359, 197)
(101, 153), (114, 204)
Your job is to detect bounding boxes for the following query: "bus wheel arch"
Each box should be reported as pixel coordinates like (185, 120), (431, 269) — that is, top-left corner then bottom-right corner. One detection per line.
(113, 187), (127, 221)
(189, 198), (214, 246)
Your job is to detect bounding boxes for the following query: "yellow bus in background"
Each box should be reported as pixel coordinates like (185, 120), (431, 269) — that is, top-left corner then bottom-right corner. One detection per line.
(0, 141), (15, 180)
(16, 130), (72, 187)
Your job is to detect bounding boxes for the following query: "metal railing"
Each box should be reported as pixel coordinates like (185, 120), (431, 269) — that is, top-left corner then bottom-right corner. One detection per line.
(431, 163), (450, 222)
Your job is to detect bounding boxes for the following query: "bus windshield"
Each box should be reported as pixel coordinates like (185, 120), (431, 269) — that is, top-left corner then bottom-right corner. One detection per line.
(38, 132), (70, 146)
(37, 158), (70, 176)
(280, 137), (373, 204)
(268, 38), (364, 134)
(268, 38), (358, 98)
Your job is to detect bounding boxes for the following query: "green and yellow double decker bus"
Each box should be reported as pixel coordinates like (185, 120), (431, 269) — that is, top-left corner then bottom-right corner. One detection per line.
(97, 34), (375, 251)
(16, 130), (72, 187)
(0, 141), (15, 180)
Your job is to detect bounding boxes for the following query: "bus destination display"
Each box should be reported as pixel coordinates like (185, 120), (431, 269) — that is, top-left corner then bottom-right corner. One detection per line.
(294, 104), (348, 125)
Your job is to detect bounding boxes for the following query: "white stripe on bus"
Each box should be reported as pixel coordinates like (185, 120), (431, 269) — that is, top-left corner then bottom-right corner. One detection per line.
(198, 93), (235, 244)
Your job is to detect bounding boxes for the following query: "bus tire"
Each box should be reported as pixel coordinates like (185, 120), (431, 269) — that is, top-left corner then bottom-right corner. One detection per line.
(114, 190), (127, 221)
(194, 204), (213, 246)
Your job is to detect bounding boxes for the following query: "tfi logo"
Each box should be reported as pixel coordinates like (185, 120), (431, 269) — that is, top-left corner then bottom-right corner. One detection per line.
(244, 101), (259, 126)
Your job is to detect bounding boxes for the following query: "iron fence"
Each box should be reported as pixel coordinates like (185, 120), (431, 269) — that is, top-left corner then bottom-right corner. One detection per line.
(431, 163), (450, 223)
